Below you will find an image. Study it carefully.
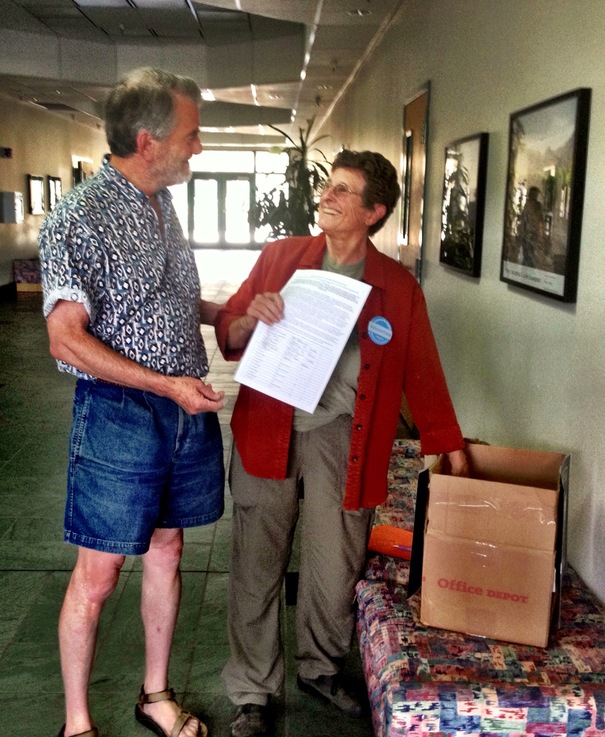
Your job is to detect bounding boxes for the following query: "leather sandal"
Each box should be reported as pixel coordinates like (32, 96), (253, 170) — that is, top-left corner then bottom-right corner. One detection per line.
(57, 727), (99, 737)
(135, 685), (207, 737)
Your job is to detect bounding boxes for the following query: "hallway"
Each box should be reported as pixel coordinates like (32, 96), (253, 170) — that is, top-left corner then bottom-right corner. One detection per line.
(0, 251), (372, 737)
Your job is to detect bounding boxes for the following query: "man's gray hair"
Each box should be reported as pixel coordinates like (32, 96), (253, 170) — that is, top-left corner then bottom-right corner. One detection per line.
(105, 67), (201, 157)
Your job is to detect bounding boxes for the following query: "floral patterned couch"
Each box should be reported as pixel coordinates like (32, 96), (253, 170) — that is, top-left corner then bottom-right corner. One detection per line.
(357, 440), (605, 736)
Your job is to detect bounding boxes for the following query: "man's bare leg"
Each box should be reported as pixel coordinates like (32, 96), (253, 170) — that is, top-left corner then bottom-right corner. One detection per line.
(139, 527), (202, 737)
(59, 547), (125, 735)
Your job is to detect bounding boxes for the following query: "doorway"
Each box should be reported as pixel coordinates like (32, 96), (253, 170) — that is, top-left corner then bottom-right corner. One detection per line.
(189, 173), (255, 248)
(399, 85), (430, 281)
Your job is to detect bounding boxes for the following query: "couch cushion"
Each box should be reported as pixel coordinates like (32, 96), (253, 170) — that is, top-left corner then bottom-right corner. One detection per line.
(356, 567), (605, 736)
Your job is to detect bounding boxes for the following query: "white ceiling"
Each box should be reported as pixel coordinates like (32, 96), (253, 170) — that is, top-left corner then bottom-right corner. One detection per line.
(0, 0), (402, 145)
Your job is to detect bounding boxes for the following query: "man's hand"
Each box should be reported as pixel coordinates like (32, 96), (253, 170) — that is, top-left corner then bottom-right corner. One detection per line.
(165, 376), (225, 415)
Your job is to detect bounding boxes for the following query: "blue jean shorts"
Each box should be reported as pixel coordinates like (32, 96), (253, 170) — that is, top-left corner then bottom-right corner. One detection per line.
(65, 379), (225, 555)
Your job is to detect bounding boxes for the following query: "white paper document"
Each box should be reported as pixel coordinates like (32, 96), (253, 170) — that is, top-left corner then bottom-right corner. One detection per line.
(234, 269), (372, 413)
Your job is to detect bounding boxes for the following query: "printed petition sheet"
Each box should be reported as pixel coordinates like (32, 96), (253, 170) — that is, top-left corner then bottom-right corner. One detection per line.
(234, 269), (371, 412)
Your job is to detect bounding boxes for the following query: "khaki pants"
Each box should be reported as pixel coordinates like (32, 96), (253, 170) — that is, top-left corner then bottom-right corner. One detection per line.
(221, 414), (374, 706)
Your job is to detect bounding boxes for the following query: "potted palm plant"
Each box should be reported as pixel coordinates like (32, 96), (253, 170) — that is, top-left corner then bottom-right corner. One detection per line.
(252, 118), (330, 239)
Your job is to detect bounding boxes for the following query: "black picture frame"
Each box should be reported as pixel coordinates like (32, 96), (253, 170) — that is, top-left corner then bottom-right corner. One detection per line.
(47, 175), (62, 211)
(27, 174), (45, 215)
(400, 130), (412, 246)
(439, 132), (489, 277)
(500, 88), (591, 302)
(73, 160), (94, 187)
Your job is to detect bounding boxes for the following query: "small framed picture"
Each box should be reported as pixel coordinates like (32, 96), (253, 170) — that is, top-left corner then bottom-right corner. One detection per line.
(500, 88), (591, 302)
(439, 132), (489, 277)
(47, 176), (62, 211)
(27, 174), (45, 215)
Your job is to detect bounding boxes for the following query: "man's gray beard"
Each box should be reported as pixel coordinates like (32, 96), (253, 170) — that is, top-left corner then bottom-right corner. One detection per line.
(168, 166), (192, 187)
(153, 160), (192, 189)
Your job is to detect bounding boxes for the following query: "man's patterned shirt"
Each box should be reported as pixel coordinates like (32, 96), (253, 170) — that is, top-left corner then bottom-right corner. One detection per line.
(38, 159), (209, 380)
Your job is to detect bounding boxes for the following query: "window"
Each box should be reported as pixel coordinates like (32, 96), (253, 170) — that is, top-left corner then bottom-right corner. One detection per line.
(169, 149), (289, 248)
(170, 150), (288, 248)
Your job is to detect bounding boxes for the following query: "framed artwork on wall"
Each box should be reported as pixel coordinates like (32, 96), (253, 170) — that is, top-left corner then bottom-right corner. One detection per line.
(73, 160), (94, 186)
(27, 174), (45, 215)
(47, 176), (62, 211)
(500, 88), (591, 303)
(399, 82), (431, 282)
(439, 132), (489, 277)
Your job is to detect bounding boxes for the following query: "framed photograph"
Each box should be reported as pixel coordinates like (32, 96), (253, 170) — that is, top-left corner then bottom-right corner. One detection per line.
(27, 174), (45, 215)
(73, 160), (94, 186)
(47, 176), (62, 211)
(500, 88), (591, 302)
(439, 132), (489, 277)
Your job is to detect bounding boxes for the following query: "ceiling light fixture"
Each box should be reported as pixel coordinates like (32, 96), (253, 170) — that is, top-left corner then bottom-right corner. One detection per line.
(201, 89), (215, 101)
(290, 0), (322, 126)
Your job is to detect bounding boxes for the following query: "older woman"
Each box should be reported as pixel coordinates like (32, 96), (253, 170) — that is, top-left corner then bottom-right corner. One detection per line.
(216, 149), (468, 737)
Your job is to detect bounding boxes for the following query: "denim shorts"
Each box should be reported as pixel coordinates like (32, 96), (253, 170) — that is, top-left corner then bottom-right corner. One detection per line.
(65, 379), (225, 555)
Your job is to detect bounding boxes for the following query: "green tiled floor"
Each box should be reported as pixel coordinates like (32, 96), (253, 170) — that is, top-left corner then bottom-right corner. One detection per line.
(0, 254), (373, 737)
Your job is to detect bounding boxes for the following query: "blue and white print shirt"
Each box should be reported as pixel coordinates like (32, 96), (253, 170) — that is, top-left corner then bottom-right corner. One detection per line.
(39, 158), (209, 380)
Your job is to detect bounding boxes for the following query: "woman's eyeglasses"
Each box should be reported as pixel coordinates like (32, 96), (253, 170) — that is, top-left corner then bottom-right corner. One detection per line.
(318, 179), (364, 199)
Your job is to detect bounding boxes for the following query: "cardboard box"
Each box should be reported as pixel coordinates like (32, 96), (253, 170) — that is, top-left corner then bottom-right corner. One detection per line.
(408, 443), (569, 647)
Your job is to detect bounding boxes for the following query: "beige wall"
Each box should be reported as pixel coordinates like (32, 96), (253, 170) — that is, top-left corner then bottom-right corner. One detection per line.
(0, 95), (107, 285)
(322, 0), (605, 602)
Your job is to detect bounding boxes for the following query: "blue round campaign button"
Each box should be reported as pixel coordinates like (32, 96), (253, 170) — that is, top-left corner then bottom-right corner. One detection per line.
(367, 316), (392, 345)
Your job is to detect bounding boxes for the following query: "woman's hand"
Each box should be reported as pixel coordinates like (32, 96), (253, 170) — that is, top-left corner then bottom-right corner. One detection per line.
(226, 292), (285, 350)
(447, 449), (469, 477)
(247, 292), (284, 325)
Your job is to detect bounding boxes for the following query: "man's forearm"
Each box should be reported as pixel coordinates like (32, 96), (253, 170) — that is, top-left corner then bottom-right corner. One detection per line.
(49, 315), (172, 394)
(48, 308), (224, 413)
(226, 314), (257, 351)
(199, 299), (224, 327)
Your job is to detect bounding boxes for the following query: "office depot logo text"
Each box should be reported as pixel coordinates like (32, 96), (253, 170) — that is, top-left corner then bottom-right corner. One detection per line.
(437, 578), (529, 604)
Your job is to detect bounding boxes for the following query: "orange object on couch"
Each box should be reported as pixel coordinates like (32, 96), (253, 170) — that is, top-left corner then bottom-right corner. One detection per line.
(368, 525), (413, 560)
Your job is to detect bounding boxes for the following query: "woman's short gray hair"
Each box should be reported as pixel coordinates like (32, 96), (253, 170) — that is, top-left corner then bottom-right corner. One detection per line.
(105, 67), (201, 157)
(331, 149), (401, 235)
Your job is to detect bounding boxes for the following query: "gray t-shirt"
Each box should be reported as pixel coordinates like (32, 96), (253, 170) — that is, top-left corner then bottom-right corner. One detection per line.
(292, 252), (365, 432)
